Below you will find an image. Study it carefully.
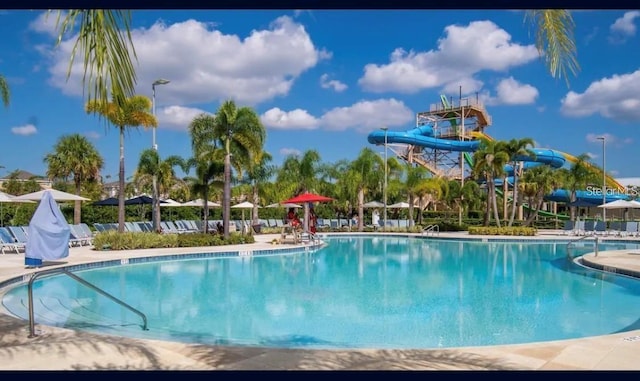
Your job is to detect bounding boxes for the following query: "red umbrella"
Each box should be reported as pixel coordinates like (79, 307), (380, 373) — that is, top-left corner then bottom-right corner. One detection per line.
(281, 193), (334, 233)
(282, 192), (334, 204)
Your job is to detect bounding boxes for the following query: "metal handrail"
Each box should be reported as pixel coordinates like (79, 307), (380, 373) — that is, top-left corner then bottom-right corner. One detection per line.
(423, 224), (440, 236)
(28, 268), (148, 338)
(566, 235), (599, 259)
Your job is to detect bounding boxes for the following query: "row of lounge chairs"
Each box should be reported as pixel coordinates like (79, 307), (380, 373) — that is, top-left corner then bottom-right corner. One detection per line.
(562, 220), (640, 237)
(0, 223), (94, 254)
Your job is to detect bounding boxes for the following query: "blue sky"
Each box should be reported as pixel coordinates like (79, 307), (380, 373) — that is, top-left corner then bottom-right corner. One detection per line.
(1, 9), (640, 184)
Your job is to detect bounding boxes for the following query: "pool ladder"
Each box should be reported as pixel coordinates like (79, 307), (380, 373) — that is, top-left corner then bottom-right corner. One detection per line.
(422, 224), (440, 236)
(27, 268), (148, 338)
(566, 235), (600, 260)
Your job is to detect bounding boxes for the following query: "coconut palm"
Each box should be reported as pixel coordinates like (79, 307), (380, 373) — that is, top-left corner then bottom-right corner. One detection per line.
(472, 138), (509, 227)
(406, 164), (429, 225)
(0, 74), (9, 108)
(349, 148), (386, 231)
(51, 10), (137, 108)
(184, 156), (225, 234)
(85, 95), (157, 233)
(243, 151), (275, 226)
(135, 149), (187, 231)
(520, 165), (559, 226)
(277, 149), (323, 196)
(504, 138), (536, 226)
(525, 10), (579, 87)
(43, 133), (104, 224)
(559, 153), (600, 221)
(210, 100), (265, 239)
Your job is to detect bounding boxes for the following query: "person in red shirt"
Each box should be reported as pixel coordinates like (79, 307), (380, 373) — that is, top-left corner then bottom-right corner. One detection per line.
(287, 208), (301, 227)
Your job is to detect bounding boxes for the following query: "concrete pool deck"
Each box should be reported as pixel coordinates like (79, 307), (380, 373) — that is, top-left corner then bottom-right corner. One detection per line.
(0, 230), (639, 370)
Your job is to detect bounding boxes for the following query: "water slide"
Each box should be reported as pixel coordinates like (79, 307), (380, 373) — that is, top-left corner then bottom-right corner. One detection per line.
(367, 125), (627, 206)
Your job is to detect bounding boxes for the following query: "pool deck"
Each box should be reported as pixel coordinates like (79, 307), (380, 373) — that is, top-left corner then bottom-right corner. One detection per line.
(1, 230), (639, 370)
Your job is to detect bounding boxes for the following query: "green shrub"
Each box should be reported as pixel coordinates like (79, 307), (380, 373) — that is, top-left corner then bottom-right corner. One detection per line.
(467, 226), (537, 236)
(93, 231), (255, 251)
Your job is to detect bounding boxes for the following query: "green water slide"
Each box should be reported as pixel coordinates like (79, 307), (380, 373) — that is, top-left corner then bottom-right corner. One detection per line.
(462, 152), (570, 220)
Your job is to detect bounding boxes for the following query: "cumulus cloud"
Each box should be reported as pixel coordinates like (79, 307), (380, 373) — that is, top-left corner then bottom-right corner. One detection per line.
(609, 11), (640, 43)
(41, 15), (330, 106)
(260, 98), (414, 133)
(358, 20), (538, 94)
(320, 98), (414, 132)
(280, 147), (302, 156)
(11, 124), (37, 136)
(158, 105), (212, 131)
(320, 74), (348, 92)
(484, 77), (539, 105)
(261, 108), (320, 130)
(561, 70), (640, 122)
(28, 11), (66, 37)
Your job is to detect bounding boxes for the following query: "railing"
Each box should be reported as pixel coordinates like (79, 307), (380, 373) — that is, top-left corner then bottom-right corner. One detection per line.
(566, 235), (599, 260)
(422, 224), (440, 236)
(28, 268), (148, 338)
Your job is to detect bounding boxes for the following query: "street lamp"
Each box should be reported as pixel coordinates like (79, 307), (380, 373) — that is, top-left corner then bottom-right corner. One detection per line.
(597, 136), (606, 222)
(381, 126), (388, 231)
(151, 78), (170, 233)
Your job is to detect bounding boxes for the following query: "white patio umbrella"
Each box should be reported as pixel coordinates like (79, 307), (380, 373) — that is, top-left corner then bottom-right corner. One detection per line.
(231, 201), (261, 234)
(363, 200), (385, 208)
(161, 198), (183, 220)
(266, 202), (302, 208)
(387, 201), (410, 208)
(598, 199), (640, 220)
(181, 198), (221, 207)
(14, 189), (90, 202)
(0, 191), (34, 226)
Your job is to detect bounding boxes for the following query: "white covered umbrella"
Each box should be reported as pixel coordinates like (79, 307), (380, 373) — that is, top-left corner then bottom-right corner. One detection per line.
(387, 201), (410, 208)
(363, 201), (385, 208)
(266, 202), (302, 208)
(597, 199), (640, 209)
(231, 201), (261, 234)
(181, 198), (221, 207)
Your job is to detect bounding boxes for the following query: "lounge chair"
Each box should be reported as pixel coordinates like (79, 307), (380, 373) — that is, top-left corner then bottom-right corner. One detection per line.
(0, 227), (25, 254)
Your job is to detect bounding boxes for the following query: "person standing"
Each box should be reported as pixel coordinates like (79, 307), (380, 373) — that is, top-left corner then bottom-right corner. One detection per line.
(372, 209), (380, 230)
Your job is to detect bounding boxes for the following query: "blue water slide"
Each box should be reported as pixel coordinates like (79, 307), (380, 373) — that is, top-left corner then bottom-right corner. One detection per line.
(546, 189), (628, 203)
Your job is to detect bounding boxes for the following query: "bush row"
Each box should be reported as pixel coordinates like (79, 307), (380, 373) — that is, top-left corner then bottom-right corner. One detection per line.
(468, 226), (538, 236)
(92, 231), (255, 251)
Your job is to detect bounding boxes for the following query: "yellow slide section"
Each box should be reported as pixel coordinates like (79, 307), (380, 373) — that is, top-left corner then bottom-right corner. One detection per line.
(470, 131), (625, 192)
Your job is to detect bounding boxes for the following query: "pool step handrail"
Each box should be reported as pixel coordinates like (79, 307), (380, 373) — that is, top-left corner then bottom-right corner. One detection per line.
(566, 235), (599, 259)
(27, 268), (148, 338)
(422, 224), (440, 236)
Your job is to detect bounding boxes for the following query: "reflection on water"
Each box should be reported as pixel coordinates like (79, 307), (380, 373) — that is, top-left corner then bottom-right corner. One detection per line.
(4, 237), (640, 349)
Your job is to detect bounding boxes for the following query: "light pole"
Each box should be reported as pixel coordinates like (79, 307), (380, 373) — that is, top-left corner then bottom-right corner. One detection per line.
(381, 126), (388, 231)
(152, 78), (170, 233)
(597, 136), (606, 222)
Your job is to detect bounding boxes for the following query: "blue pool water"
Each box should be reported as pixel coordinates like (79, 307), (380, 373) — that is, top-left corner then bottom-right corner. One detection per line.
(3, 236), (640, 349)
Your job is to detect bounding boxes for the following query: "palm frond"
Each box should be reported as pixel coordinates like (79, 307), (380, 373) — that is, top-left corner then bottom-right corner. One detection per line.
(0, 75), (10, 108)
(525, 10), (580, 87)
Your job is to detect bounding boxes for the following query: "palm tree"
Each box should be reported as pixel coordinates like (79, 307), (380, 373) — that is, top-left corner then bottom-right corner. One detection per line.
(277, 149), (323, 196)
(0, 74), (9, 108)
(504, 138), (536, 226)
(520, 165), (559, 226)
(472, 138), (509, 227)
(85, 95), (157, 233)
(349, 148), (385, 231)
(525, 10), (579, 87)
(184, 157), (225, 234)
(560, 153), (600, 221)
(243, 151), (275, 226)
(210, 101), (265, 239)
(51, 10), (137, 108)
(43, 133), (104, 224)
(406, 164), (429, 225)
(135, 149), (187, 231)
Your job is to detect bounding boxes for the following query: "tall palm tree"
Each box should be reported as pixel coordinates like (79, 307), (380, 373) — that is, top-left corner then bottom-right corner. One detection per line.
(211, 100), (265, 239)
(184, 157), (225, 234)
(349, 148), (385, 231)
(0, 74), (9, 108)
(43, 133), (104, 224)
(243, 151), (275, 226)
(85, 95), (157, 233)
(561, 153), (600, 221)
(525, 10), (580, 87)
(406, 164), (429, 225)
(277, 149), (323, 196)
(520, 165), (559, 226)
(135, 149), (186, 231)
(52, 10), (137, 108)
(504, 138), (536, 226)
(472, 138), (509, 227)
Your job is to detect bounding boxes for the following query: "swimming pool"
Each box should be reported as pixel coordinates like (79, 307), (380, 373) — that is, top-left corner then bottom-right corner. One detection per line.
(3, 236), (640, 349)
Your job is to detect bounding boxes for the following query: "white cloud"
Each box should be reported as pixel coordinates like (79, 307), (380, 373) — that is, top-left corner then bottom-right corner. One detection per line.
(610, 11), (640, 37)
(42, 16), (330, 106)
(585, 152), (597, 159)
(358, 20), (538, 94)
(320, 74), (348, 92)
(561, 70), (640, 122)
(320, 98), (414, 132)
(28, 11), (66, 37)
(280, 148), (302, 156)
(585, 133), (632, 147)
(260, 98), (413, 132)
(11, 124), (37, 136)
(158, 106), (211, 131)
(84, 131), (101, 139)
(492, 77), (538, 105)
(261, 108), (320, 130)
